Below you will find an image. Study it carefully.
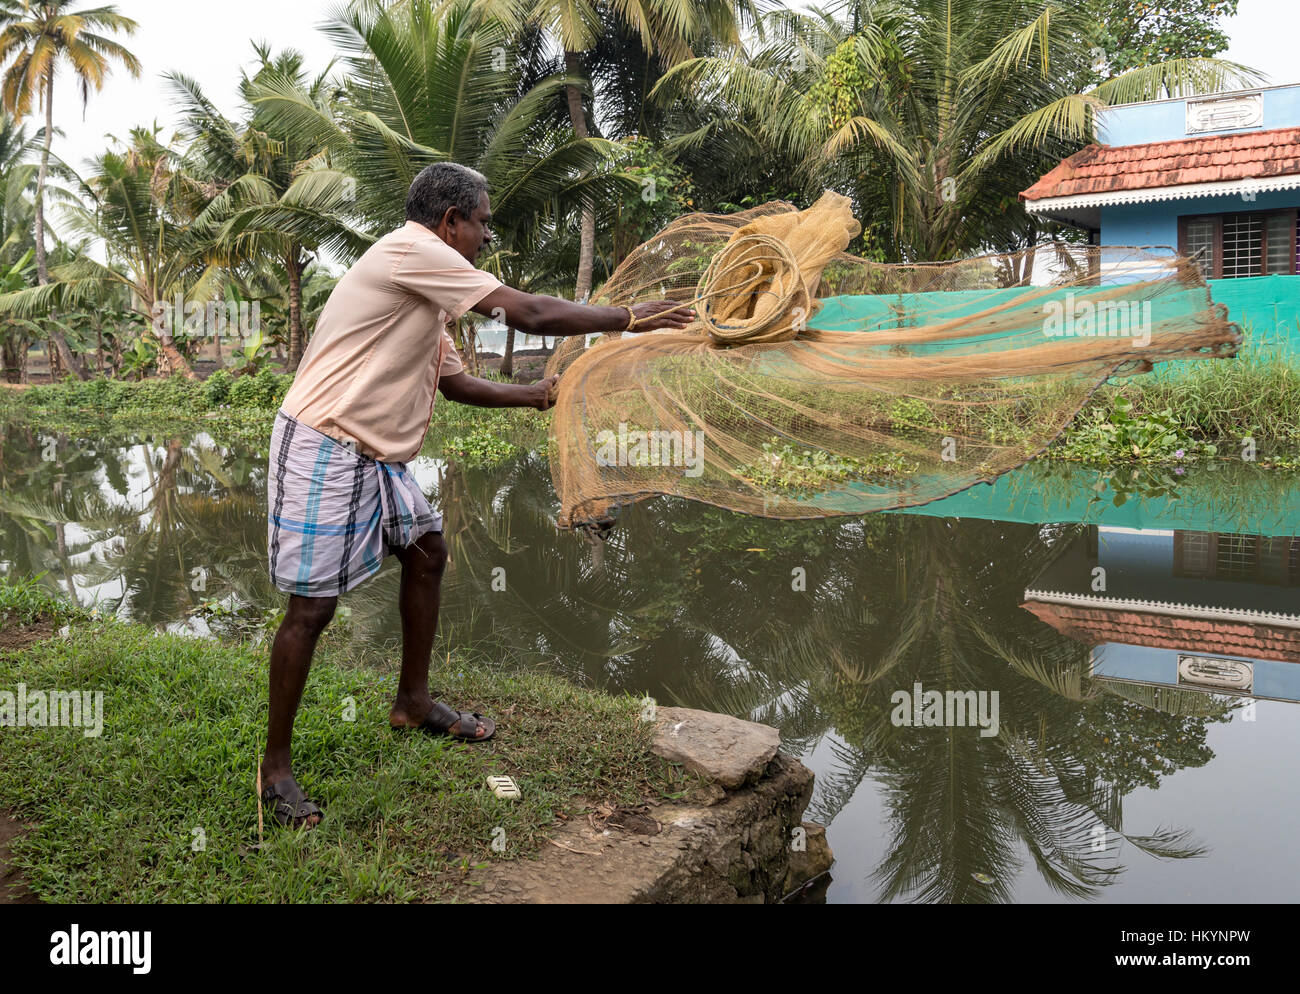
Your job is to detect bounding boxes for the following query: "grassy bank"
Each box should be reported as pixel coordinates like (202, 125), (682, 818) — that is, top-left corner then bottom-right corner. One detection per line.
(1, 343), (1297, 471)
(0, 371), (548, 463)
(1053, 345), (1300, 468)
(0, 577), (690, 903)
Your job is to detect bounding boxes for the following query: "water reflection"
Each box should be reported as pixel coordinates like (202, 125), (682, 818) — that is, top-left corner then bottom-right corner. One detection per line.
(1026, 525), (1300, 704)
(2, 421), (1297, 902)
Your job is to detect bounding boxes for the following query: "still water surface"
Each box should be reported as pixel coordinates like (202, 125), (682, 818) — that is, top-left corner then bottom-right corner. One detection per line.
(1, 425), (1297, 903)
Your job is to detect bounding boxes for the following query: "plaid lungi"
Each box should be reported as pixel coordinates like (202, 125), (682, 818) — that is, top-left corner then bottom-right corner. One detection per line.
(267, 411), (441, 597)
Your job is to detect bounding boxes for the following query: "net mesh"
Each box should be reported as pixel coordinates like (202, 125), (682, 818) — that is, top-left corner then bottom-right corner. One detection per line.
(545, 191), (1241, 529)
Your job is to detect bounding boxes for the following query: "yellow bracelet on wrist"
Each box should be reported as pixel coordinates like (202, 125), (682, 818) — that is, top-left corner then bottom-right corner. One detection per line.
(623, 306), (637, 331)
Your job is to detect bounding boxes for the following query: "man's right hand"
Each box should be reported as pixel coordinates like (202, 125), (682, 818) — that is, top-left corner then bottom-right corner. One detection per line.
(472, 286), (696, 338)
(626, 300), (696, 332)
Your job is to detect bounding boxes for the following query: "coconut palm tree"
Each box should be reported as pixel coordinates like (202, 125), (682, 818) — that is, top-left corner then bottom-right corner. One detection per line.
(460, 0), (759, 301)
(0, 0), (140, 378)
(0, 109), (83, 380)
(247, 0), (619, 316)
(0, 125), (226, 377)
(167, 44), (347, 371)
(653, 0), (1262, 262)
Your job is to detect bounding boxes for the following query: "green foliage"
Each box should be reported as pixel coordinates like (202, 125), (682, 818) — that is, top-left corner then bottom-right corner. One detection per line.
(16, 374), (198, 418)
(737, 437), (919, 496)
(425, 399), (547, 464)
(443, 426), (517, 464)
(117, 336), (158, 380)
(202, 368), (232, 406)
(654, 0), (1257, 262)
(227, 369), (290, 410)
(227, 374), (259, 408)
(1056, 395), (1216, 463)
(888, 396), (936, 428)
(1115, 340), (1300, 446)
(224, 326), (274, 376)
(1074, 693), (1228, 793)
(614, 136), (696, 255)
(1093, 0), (1239, 75)
(807, 33), (913, 131)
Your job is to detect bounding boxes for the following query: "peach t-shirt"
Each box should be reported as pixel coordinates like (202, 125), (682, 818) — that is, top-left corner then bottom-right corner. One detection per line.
(280, 220), (503, 462)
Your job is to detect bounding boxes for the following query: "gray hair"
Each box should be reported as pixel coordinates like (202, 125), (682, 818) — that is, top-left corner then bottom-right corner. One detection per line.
(405, 162), (489, 228)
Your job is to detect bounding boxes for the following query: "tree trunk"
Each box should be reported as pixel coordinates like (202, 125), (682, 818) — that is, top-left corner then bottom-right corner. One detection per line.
(34, 76), (52, 286)
(2, 334), (27, 383)
(564, 52), (596, 303)
(500, 326), (516, 379)
(35, 73), (88, 380)
(463, 320), (479, 376)
(151, 300), (196, 379)
(286, 247), (304, 372)
(1018, 243), (1037, 287)
(156, 339), (196, 379)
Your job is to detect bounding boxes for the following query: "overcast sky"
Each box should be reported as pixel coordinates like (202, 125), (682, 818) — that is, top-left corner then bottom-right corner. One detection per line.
(38, 0), (1300, 200)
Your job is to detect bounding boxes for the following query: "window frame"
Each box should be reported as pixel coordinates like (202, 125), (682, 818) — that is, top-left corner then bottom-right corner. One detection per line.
(1173, 531), (1299, 586)
(1178, 208), (1299, 278)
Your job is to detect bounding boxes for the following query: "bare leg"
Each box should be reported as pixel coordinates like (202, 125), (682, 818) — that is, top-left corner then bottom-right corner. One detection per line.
(386, 530), (486, 738)
(260, 593), (337, 825)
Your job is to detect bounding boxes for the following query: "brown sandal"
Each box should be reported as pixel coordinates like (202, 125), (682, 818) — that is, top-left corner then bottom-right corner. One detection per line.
(260, 776), (323, 828)
(416, 701), (495, 742)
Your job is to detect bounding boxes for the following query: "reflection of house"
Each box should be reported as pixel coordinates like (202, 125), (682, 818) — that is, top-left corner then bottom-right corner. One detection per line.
(1020, 84), (1300, 353)
(1022, 526), (1300, 702)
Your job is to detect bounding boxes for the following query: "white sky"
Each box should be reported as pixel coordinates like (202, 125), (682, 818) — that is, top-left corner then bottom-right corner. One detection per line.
(47, 0), (342, 177)
(36, 0), (1300, 209)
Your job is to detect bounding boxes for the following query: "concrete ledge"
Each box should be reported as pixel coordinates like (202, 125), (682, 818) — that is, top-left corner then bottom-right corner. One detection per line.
(468, 728), (834, 904)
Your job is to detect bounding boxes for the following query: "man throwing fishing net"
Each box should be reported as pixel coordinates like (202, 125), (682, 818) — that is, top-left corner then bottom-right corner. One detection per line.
(261, 162), (693, 828)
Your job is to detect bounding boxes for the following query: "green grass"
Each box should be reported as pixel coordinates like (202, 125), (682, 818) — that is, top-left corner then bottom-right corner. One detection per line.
(3, 344), (1298, 473)
(1051, 346), (1300, 467)
(0, 371), (550, 466)
(1106, 344), (1300, 446)
(0, 579), (693, 903)
(0, 573), (82, 628)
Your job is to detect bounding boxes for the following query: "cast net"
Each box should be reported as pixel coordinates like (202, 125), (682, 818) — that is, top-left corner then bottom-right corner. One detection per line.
(545, 191), (1240, 529)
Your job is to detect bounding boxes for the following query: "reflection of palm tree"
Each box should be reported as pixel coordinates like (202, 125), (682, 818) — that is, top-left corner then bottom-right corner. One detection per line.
(688, 516), (1217, 902)
(431, 462), (1221, 902)
(0, 428), (133, 598)
(0, 428), (277, 625)
(0, 426), (1232, 903)
(90, 437), (280, 625)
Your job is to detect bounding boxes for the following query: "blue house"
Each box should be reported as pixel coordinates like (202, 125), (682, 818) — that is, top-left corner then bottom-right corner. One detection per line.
(1021, 84), (1300, 353)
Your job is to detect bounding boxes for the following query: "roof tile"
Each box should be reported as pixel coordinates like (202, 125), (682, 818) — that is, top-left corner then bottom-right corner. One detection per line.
(1020, 600), (1300, 664)
(1021, 126), (1300, 200)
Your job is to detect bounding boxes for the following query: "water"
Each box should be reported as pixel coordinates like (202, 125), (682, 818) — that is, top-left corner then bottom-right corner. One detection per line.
(1, 422), (1297, 903)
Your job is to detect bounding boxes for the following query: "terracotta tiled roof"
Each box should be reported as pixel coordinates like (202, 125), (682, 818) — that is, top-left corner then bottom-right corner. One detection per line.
(1020, 126), (1300, 202)
(1020, 600), (1300, 663)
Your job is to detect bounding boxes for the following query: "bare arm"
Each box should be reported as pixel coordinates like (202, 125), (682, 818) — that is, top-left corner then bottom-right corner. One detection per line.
(438, 370), (557, 411)
(471, 285), (693, 337)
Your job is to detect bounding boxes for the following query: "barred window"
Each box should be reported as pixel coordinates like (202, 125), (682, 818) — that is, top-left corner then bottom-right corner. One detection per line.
(1178, 210), (1299, 279)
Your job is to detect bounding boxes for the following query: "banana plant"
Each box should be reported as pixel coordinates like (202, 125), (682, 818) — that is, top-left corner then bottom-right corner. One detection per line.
(224, 323), (271, 377)
(118, 336), (158, 380)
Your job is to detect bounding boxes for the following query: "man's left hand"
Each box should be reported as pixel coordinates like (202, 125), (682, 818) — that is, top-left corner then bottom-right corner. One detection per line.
(529, 375), (559, 411)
